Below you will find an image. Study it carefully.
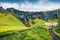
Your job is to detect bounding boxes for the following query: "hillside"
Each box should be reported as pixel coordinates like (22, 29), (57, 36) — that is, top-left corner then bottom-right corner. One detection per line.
(7, 8), (59, 20)
(0, 7), (60, 40)
(0, 7), (27, 33)
(0, 24), (52, 40)
(7, 8), (59, 26)
(0, 7), (25, 26)
(0, 13), (25, 26)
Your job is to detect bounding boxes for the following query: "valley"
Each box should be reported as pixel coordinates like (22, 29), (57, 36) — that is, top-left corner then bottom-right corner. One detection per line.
(0, 7), (60, 40)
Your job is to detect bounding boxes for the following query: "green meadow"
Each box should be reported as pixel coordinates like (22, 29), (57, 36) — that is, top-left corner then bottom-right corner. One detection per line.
(0, 12), (59, 40)
(0, 13), (53, 40)
(0, 24), (52, 40)
(0, 13), (27, 33)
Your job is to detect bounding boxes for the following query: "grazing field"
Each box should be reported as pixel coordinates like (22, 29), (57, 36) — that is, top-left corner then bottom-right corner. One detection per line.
(0, 14), (52, 40)
(0, 24), (52, 40)
(1, 13), (59, 40)
(0, 13), (25, 26)
(0, 26), (27, 33)
(28, 18), (46, 27)
(0, 13), (27, 33)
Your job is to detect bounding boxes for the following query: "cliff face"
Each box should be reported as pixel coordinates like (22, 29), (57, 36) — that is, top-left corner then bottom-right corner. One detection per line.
(7, 8), (59, 20)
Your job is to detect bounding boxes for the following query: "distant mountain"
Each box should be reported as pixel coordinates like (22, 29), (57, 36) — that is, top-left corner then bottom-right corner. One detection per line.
(6, 8), (59, 20)
(6, 8), (60, 26)
(0, 7), (59, 26)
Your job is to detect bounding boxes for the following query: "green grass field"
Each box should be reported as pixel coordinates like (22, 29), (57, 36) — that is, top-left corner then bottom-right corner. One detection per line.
(0, 13), (55, 40)
(0, 25), (52, 40)
(0, 13), (27, 33)
(0, 13), (25, 26)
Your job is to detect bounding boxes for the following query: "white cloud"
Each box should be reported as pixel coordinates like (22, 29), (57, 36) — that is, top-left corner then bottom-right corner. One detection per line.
(0, 1), (60, 12)
(0, 3), (20, 9)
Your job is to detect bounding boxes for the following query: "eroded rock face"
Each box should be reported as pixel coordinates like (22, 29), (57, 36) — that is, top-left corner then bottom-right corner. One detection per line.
(7, 8), (58, 20)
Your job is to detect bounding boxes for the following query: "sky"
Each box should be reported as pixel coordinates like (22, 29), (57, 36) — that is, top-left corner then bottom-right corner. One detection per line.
(0, 0), (60, 12)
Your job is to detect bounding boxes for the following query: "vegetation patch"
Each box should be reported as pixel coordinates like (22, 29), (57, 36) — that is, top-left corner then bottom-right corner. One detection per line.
(0, 13), (27, 33)
(55, 28), (60, 34)
(0, 24), (52, 40)
(54, 27), (60, 37)
(0, 13), (25, 26)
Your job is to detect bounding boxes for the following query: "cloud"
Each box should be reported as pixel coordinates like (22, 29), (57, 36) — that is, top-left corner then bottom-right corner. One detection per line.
(0, 0), (60, 12)
(0, 3), (20, 9)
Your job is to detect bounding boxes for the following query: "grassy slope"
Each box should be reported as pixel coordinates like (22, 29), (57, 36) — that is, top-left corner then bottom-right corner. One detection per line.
(0, 13), (25, 26)
(0, 19), (52, 40)
(0, 13), (53, 40)
(53, 19), (60, 37)
(0, 13), (27, 33)
(0, 24), (52, 40)
(53, 27), (60, 37)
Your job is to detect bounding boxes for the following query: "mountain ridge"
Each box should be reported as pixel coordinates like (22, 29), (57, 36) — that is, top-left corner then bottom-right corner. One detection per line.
(0, 7), (59, 26)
